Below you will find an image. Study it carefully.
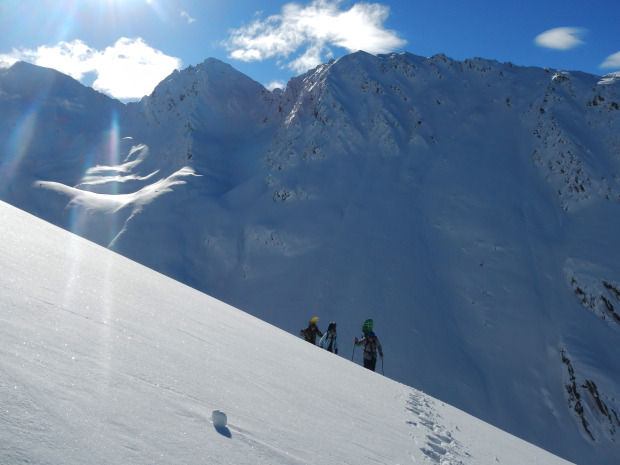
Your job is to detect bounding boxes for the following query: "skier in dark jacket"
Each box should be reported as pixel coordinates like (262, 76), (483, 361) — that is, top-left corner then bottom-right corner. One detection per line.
(354, 331), (383, 371)
(300, 317), (323, 344)
(318, 322), (339, 354)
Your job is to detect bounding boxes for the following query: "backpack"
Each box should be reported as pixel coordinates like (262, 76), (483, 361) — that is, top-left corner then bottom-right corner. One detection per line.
(363, 331), (382, 360)
(319, 332), (336, 352)
(363, 338), (378, 360)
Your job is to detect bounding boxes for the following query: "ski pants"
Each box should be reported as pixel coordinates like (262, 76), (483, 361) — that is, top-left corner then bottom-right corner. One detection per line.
(363, 358), (377, 372)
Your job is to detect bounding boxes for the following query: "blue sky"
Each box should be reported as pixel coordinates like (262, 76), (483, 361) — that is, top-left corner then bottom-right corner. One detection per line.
(1, 0), (618, 101)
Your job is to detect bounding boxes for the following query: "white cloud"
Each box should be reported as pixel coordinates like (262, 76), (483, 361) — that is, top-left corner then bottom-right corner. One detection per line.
(224, 0), (406, 73)
(90, 38), (181, 99)
(0, 40), (96, 78)
(535, 27), (585, 50)
(288, 43), (328, 74)
(0, 38), (181, 100)
(601, 51), (620, 70)
(266, 79), (287, 91)
(181, 11), (196, 24)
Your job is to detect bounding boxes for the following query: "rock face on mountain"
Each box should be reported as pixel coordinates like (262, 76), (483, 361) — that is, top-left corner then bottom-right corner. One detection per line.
(1, 52), (620, 464)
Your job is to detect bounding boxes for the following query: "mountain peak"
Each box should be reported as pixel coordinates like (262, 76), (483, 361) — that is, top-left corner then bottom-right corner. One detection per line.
(136, 56), (269, 132)
(151, 56), (266, 98)
(0, 60), (116, 104)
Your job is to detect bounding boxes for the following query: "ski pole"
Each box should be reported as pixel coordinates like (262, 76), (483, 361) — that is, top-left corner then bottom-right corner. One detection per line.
(351, 343), (356, 361)
(381, 356), (384, 375)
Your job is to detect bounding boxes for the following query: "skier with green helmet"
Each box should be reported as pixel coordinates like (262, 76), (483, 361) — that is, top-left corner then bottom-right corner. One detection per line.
(354, 331), (383, 371)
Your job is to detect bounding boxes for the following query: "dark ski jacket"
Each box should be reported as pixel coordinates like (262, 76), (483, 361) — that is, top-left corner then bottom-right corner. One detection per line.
(300, 324), (323, 344)
(355, 336), (383, 361)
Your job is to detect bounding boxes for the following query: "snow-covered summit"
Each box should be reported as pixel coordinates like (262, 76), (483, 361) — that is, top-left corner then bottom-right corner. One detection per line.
(597, 73), (620, 88)
(0, 61), (108, 102)
(134, 57), (270, 128)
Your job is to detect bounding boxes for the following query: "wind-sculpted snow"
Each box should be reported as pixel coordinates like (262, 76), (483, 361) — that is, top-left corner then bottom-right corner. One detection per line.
(1, 52), (620, 464)
(34, 166), (197, 247)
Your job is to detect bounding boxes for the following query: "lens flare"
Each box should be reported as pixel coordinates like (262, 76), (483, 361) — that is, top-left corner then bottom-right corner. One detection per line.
(1, 108), (38, 195)
(105, 109), (121, 182)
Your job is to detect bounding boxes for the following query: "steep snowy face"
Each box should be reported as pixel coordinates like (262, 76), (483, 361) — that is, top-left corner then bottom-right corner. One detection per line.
(0, 61), (126, 223)
(0, 62), (124, 186)
(529, 70), (620, 212)
(1, 52), (620, 465)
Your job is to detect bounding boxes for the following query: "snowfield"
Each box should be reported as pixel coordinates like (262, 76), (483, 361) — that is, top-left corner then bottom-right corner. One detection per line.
(0, 201), (573, 464)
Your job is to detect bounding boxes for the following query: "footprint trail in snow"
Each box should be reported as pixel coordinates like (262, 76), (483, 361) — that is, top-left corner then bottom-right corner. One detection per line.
(406, 392), (471, 464)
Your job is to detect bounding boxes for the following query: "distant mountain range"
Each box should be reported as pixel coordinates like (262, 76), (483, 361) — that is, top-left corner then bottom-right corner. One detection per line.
(1, 51), (619, 464)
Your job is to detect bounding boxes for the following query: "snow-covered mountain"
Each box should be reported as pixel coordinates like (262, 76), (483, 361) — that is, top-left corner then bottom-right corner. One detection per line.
(0, 200), (575, 465)
(1, 51), (620, 464)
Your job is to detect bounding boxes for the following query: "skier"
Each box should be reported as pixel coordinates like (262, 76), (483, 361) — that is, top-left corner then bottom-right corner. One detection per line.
(354, 331), (383, 371)
(318, 322), (339, 354)
(300, 317), (323, 344)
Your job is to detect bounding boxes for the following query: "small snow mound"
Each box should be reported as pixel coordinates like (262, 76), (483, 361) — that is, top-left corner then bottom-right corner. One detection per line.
(212, 410), (227, 428)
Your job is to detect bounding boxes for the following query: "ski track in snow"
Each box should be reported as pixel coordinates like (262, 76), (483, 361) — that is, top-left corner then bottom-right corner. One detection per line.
(407, 392), (469, 464)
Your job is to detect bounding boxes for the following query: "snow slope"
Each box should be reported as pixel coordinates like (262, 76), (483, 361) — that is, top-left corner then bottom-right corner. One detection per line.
(0, 200), (573, 465)
(2, 53), (620, 464)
